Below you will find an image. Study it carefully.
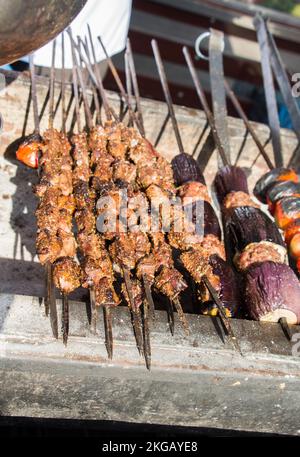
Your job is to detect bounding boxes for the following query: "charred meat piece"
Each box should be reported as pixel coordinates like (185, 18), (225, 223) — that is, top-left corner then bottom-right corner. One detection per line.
(244, 261), (300, 324)
(235, 241), (287, 271)
(254, 167), (299, 204)
(16, 133), (43, 168)
(72, 132), (90, 183)
(81, 254), (114, 288)
(128, 136), (159, 165)
(171, 152), (206, 187)
(122, 278), (144, 311)
(137, 156), (175, 192)
(223, 191), (259, 212)
(274, 196), (300, 230)
(36, 230), (62, 264)
(53, 257), (81, 294)
(113, 160), (137, 184)
(95, 278), (120, 307)
(266, 181), (300, 215)
(75, 208), (96, 234)
(57, 229), (77, 258)
(106, 122), (128, 159)
(136, 254), (157, 284)
(93, 152), (114, 183)
(214, 165), (249, 204)
(178, 181), (211, 204)
(109, 234), (137, 271)
(155, 266), (187, 299)
(73, 181), (96, 211)
(89, 125), (108, 159)
(77, 232), (105, 259)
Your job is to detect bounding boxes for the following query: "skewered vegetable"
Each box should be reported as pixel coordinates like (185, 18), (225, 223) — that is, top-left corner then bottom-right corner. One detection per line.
(266, 181), (300, 215)
(274, 196), (300, 230)
(244, 261), (300, 324)
(213, 165), (249, 205)
(253, 167), (299, 204)
(16, 133), (43, 168)
(171, 152), (205, 187)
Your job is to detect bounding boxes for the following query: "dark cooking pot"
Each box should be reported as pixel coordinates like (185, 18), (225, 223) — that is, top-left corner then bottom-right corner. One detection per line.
(0, 0), (87, 65)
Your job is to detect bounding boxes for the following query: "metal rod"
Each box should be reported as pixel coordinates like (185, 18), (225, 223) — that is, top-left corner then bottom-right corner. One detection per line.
(123, 267), (144, 356)
(224, 79), (274, 170)
(124, 50), (133, 127)
(89, 285), (97, 335)
(47, 262), (58, 339)
(151, 39), (185, 155)
(49, 39), (56, 130)
(183, 46), (229, 167)
(62, 292), (69, 346)
(167, 298), (175, 336)
(202, 275), (242, 355)
(126, 38), (146, 137)
(71, 34), (93, 130)
(28, 54), (40, 135)
(80, 36), (101, 125)
(87, 24), (113, 120)
(97, 36), (140, 130)
(254, 13), (283, 168)
(61, 32), (67, 134)
(103, 306), (113, 359)
(173, 296), (189, 335)
(68, 29), (81, 132)
(143, 298), (151, 371)
(143, 274), (155, 321)
(279, 317), (293, 342)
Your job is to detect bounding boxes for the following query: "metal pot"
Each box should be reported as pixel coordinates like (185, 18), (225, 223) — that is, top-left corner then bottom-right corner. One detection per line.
(0, 0), (87, 66)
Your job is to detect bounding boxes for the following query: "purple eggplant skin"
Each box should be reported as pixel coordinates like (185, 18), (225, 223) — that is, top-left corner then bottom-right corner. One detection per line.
(213, 165), (249, 204)
(244, 261), (300, 323)
(207, 254), (241, 317)
(224, 206), (285, 261)
(172, 153), (206, 187)
(184, 200), (222, 240)
(253, 167), (298, 204)
(267, 180), (300, 206)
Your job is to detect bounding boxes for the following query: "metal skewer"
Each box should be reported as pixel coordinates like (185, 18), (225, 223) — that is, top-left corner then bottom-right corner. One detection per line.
(151, 39), (184, 155)
(61, 32), (67, 134)
(79, 36), (101, 125)
(223, 79), (274, 170)
(97, 36), (141, 130)
(40, 41), (59, 339)
(126, 38), (146, 138)
(123, 266), (144, 356)
(182, 46), (229, 167)
(29, 54), (40, 136)
(202, 275), (242, 355)
(69, 30), (93, 131)
(62, 292), (69, 346)
(103, 305), (113, 359)
(279, 317), (293, 342)
(86, 25), (115, 121)
(49, 39), (56, 130)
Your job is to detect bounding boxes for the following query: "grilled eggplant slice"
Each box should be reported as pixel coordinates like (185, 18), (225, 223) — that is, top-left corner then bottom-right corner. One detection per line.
(184, 200), (222, 240)
(225, 206), (285, 262)
(274, 196), (300, 230)
(266, 181), (300, 214)
(244, 261), (300, 324)
(201, 254), (241, 318)
(172, 153), (205, 187)
(213, 165), (249, 204)
(254, 167), (299, 204)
